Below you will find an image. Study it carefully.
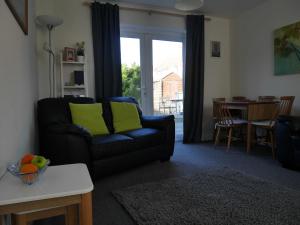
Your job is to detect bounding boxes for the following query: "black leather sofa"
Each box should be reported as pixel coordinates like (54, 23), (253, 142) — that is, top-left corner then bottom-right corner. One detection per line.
(37, 96), (175, 179)
(276, 116), (300, 170)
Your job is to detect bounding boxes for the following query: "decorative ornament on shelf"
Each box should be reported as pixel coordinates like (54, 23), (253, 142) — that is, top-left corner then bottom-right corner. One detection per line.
(64, 47), (76, 62)
(76, 41), (85, 62)
(175, 0), (204, 11)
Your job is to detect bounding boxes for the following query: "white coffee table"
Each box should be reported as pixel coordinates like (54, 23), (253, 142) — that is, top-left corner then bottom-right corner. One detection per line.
(0, 163), (94, 225)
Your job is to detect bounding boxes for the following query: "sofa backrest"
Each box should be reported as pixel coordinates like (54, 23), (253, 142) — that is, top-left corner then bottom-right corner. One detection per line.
(38, 96), (143, 134)
(106, 96), (142, 115)
(100, 96), (143, 134)
(37, 97), (95, 131)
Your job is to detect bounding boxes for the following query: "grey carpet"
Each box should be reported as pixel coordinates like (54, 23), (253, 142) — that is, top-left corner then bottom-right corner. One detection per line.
(112, 168), (300, 225)
(35, 142), (300, 225)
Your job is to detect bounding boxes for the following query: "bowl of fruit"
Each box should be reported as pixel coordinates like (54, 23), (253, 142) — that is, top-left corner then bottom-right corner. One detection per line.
(7, 154), (50, 185)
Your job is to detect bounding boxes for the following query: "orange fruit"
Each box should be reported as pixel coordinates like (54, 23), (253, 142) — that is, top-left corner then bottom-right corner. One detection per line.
(20, 163), (38, 174)
(21, 154), (35, 165)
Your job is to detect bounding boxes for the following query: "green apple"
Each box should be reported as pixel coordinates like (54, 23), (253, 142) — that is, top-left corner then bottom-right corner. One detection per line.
(31, 155), (47, 169)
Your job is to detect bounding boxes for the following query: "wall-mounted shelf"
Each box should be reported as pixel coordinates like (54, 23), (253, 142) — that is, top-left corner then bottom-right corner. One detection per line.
(60, 53), (88, 97)
(62, 61), (85, 65)
(64, 85), (86, 89)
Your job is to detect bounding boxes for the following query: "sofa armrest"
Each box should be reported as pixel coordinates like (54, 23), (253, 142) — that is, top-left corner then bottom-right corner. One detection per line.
(276, 119), (294, 165)
(278, 116), (300, 135)
(40, 124), (93, 173)
(141, 115), (175, 129)
(141, 115), (175, 156)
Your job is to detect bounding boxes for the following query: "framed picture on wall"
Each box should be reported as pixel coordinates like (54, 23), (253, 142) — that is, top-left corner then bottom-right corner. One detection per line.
(64, 47), (76, 61)
(211, 41), (221, 57)
(5, 0), (28, 35)
(274, 21), (300, 75)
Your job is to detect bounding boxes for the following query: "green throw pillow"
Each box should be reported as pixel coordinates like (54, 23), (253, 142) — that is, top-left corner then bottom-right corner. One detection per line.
(110, 102), (142, 133)
(69, 103), (109, 136)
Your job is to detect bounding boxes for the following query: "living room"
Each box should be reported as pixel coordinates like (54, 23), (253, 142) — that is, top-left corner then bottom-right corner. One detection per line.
(0, 0), (299, 225)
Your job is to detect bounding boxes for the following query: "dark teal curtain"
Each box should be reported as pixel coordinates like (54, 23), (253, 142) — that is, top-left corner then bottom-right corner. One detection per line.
(183, 15), (205, 143)
(91, 2), (122, 100)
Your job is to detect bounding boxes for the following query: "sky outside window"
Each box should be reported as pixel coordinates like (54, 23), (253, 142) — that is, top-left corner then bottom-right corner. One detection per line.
(121, 37), (140, 66)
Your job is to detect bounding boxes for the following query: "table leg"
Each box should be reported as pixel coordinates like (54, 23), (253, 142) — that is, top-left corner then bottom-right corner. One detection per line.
(0, 215), (3, 225)
(66, 205), (78, 225)
(79, 192), (92, 225)
(247, 122), (252, 153)
(11, 214), (27, 225)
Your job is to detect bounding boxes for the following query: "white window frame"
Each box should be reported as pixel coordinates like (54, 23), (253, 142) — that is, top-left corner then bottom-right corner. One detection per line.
(120, 24), (186, 115)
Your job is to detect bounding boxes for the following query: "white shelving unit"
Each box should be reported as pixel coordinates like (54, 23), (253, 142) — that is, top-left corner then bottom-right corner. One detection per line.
(60, 53), (88, 97)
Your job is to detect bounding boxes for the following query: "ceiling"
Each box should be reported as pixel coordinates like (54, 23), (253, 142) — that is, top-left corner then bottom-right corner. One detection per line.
(111, 0), (267, 18)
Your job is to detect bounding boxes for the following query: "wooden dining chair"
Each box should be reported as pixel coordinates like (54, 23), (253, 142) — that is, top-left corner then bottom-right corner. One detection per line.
(258, 96), (276, 102)
(279, 96), (295, 116)
(212, 98), (225, 119)
(232, 96), (248, 102)
(212, 98), (226, 140)
(214, 102), (247, 150)
(250, 102), (280, 159)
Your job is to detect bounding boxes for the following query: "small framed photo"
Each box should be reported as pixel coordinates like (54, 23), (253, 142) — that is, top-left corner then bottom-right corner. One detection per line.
(64, 47), (76, 61)
(211, 41), (221, 57)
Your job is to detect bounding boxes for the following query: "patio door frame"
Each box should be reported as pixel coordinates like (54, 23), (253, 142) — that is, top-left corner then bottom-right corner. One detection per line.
(121, 25), (186, 115)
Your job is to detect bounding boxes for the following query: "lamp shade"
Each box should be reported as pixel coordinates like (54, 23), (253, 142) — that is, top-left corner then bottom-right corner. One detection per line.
(36, 15), (63, 28)
(175, 0), (204, 11)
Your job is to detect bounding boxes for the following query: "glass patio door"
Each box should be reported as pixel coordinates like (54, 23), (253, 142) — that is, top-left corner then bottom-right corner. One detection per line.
(121, 32), (185, 139)
(152, 39), (184, 140)
(120, 36), (146, 112)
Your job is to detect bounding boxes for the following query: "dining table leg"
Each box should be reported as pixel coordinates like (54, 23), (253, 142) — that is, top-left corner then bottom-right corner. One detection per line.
(0, 215), (3, 225)
(247, 122), (252, 153)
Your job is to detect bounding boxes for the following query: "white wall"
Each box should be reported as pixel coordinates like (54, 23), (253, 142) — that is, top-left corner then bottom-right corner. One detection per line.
(120, 8), (185, 31)
(36, 1), (231, 140)
(231, 0), (300, 115)
(0, 2), (38, 162)
(203, 17), (231, 141)
(36, 0), (94, 98)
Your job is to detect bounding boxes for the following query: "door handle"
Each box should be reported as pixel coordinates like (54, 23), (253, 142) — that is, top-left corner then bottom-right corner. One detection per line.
(141, 86), (147, 96)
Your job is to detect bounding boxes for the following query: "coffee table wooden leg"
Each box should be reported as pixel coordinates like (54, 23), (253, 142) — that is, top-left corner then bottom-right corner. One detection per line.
(11, 214), (27, 225)
(66, 205), (78, 225)
(79, 192), (92, 225)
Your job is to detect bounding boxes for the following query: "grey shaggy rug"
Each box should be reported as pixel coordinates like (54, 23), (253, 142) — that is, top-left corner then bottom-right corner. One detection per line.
(112, 168), (300, 225)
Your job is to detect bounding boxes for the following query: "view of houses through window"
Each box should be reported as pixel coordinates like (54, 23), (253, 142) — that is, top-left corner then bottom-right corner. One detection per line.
(152, 40), (183, 140)
(121, 37), (184, 140)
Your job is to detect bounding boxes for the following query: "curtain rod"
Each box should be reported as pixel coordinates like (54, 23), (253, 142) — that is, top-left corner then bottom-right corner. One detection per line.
(83, 1), (211, 21)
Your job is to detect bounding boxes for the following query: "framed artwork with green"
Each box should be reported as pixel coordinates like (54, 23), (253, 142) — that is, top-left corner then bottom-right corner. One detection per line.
(274, 21), (300, 76)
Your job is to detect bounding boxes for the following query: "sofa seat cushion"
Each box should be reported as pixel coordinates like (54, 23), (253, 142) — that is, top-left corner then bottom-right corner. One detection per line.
(122, 128), (164, 149)
(91, 134), (136, 159)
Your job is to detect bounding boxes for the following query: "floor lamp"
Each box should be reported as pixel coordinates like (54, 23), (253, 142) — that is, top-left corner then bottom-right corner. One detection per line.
(36, 15), (63, 97)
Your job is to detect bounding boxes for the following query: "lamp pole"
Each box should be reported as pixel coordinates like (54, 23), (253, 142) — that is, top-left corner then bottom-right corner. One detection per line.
(36, 15), (63, 98)
(47, 24), (56, 97)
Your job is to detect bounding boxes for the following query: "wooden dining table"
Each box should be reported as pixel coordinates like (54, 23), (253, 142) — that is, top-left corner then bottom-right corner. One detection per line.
(224, 101), (279, 152)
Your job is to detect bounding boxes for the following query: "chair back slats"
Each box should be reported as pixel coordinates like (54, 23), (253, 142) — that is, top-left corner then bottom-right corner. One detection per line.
(258, 96), (276, 102)
(232, 96), (248, 102)
(279, 96), (295, 116)
(215, 102), (233, 127)
(248, 102), (280, 122)
(213, 98), (225, 118)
